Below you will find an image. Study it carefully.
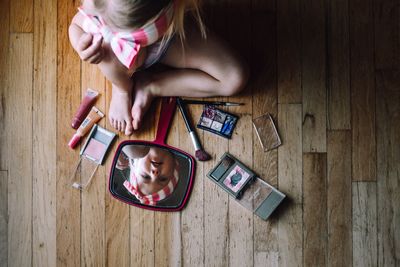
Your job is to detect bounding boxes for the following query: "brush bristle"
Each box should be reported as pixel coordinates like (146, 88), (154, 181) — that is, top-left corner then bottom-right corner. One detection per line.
(195, 149), (211, 161)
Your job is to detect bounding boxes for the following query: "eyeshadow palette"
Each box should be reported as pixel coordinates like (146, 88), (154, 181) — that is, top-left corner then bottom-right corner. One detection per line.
(207, 152), (285, 220)
(71, 124), (117, 190)
(197, 105), (238, 139)
(207, 153), (255, 198)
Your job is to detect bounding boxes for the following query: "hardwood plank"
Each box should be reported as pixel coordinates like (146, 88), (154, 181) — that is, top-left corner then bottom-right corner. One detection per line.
(254, 251), (278, 267)
(228, 112), (253, 267)
(80, 62), (106, 266)
(181, 104), (204, 267)
(226, 0), (253, 264)
(251, 0), (279, 263)
(56, 0), (82, 266)
(130, 109), (157, 267)
(327, 0), (351, 130)
(8, 33), (33, 267)
(301, 0), (327, 152)
(374, 0), (400, 70)
(278, 104), (302, 204)
(277, 104), (302, 267)
(376, 70), (400, 267)
(327, 131), (352, 267)
(154, 212), (181, 266)
(277, 0), (302, 104)
(104, 81), (130, 267)
(10, 0), (33, 32)
(154, 109), (181, 266)
(0, 171), (7, 267)
(130, 209), (154, 267)
(352, 182), (377, 266)
(303, 153), (327, 267)
(350, 0), (376, 181)
(32, 0), (57, 265)
(0, 0), (9, 170)
(203, 113), (229, 267)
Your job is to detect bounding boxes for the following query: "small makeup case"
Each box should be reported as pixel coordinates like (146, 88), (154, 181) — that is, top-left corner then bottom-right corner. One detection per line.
(70, 124), (116, 190)
(207, 152), (285, 220)
(197, 105), (238, 139)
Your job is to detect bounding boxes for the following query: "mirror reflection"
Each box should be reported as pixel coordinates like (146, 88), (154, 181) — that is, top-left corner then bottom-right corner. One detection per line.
(110, 143), (193, 208)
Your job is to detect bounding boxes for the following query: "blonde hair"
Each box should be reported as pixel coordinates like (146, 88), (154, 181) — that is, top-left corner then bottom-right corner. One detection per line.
(90, 0), (206, 40)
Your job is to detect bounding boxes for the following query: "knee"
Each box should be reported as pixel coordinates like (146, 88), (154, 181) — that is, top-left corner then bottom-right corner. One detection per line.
(219, 61), (249, 97)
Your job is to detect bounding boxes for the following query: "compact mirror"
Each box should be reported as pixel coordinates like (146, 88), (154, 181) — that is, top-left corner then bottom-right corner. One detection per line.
(109, 98), (196, 211)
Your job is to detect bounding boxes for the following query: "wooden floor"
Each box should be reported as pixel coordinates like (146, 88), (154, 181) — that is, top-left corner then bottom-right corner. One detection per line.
(0, 0), (399, 266)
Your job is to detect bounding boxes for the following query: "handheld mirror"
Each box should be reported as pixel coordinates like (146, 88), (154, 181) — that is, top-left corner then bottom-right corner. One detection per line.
(109, 97), (196, 211)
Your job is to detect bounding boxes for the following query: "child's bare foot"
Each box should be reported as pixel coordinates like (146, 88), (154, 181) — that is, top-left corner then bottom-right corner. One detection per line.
(109, 85), (134, 135)
(131, 88), (154, 130)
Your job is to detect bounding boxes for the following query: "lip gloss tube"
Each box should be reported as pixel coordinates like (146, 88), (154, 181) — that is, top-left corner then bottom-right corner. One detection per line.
(71, 88), (99, 129)
(68, 106), (104, 149)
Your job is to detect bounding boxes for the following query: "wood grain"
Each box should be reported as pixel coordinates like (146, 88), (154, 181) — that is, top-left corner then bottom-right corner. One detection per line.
(10, 0), (33, 33)
(226, 0), (253, 264)
(251, 0), (279, 264)
(303, 153), (327, 267)
(181, 104), (204, 267)
(352, 182), (377, 267)
(228, 111), (254, 267)
(0, 0), (9, 170)
(376, 70), (400, 267)
(203, 113), (229, 267)
(129, 111), (157, 267)
(56, 0), (82, 266)
(104, 80), (130, 267)
(0, 171), (7, 267)
(32, 0), (57, 265)
(374, 0), (400, 70)
(8, 33), (33, 267)
(327, 0), (351, 130)
(277, 0), (302, 104)
(302, 0), (327, 152)
(350, 0), (376, 181)
(80, 60), (106, 266)
(327, 131), (352, 267)
(154, 110), (181, 266)
(278, 104), (302, 267)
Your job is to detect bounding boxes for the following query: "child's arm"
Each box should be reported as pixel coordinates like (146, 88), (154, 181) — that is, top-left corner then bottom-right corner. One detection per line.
(68, 12), (104, 64)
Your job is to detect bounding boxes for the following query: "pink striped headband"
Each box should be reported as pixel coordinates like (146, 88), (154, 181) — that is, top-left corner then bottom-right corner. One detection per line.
(78, 2), (174, 68)
(123, 169), (179, 205)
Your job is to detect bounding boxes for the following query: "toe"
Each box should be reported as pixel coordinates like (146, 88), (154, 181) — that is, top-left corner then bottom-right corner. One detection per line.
(125, 121), (133, 136)
(120, 120), (126, 133)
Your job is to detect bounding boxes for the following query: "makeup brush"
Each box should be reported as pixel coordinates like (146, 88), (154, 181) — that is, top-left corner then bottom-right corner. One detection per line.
(182, 99), (244, 106)
(177, 98), (211, 161)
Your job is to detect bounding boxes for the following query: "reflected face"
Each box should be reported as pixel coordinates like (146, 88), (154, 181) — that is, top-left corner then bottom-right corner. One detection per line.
(133, 147), (177, 195)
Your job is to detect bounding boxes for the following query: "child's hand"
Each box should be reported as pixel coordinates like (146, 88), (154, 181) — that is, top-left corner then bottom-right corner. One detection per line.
(77, 33), (104, 64)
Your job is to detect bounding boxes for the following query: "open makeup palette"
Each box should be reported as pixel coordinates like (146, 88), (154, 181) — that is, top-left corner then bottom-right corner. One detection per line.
(197, 105), (238, 138)
(71, 124), (117, 190)
(208, 153), (285, 220)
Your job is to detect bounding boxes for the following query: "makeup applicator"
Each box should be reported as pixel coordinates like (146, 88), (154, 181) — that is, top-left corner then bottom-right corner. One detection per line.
(177, 98), (211, 161)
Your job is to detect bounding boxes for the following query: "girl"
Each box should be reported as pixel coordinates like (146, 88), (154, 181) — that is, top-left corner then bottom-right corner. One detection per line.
(69, 0), (248, 135)
(117, 145), (180, 205)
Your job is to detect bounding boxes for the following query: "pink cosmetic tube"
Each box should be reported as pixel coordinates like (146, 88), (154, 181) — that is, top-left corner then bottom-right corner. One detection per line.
(71, 88), (99, 129)
(68, 106), (104, 149)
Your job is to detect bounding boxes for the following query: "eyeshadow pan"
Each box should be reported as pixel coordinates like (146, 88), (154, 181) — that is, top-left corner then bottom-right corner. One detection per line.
(83, 138), (106, 162)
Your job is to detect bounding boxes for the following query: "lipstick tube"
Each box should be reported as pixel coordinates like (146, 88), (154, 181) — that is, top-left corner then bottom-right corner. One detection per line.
(68, 106), (104, 149)
(71, 88), (99, 129)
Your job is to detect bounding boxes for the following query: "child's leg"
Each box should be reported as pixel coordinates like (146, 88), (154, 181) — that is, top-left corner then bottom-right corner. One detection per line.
(133, 27), (249, 102)
(95, 44), (146, 135)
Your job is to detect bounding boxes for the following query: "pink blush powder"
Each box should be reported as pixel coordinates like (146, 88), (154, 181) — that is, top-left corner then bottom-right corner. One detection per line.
(83, 138), (106, 162)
